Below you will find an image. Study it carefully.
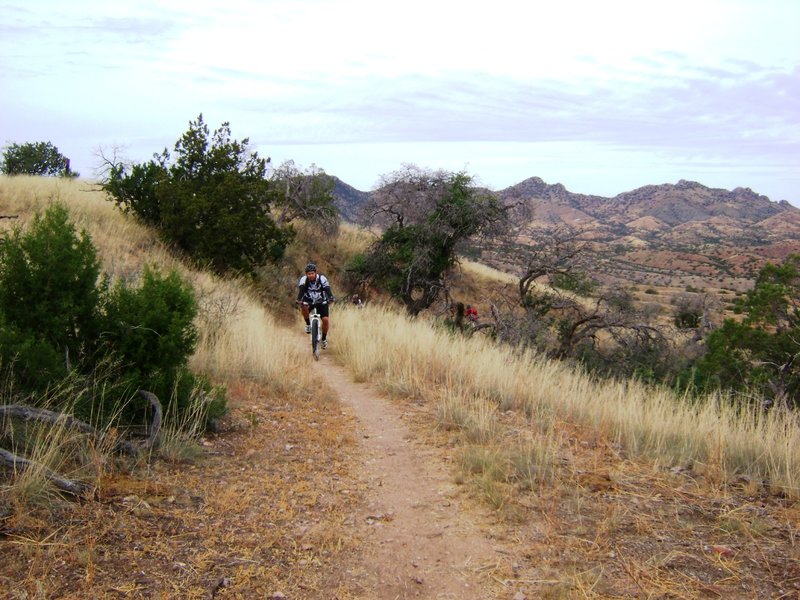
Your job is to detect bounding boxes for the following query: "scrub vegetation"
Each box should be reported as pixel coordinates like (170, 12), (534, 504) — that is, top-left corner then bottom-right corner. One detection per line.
(1, 174), (798, 599)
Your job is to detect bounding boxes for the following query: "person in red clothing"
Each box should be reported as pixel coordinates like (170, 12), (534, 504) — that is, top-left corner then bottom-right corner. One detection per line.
(465, 304), (478, 323)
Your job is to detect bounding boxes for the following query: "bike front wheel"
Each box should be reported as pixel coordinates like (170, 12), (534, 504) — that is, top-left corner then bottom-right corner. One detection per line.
(311, 318), (320, 360)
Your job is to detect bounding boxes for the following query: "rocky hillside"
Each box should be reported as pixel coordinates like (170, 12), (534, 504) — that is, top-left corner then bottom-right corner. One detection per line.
(331, 176), (370, 222)
(333, 175), (800, 293)
(500, 177), (791, 238)
(497, 177), (800, 291)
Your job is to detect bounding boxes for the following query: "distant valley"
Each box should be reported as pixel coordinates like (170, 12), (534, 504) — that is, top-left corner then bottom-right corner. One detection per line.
(333, 176), (800, 297)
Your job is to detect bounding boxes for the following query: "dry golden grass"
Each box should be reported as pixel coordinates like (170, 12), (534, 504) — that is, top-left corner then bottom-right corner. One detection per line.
(331, 302), (800, 499)
(459, 258), (518, 286)
(0, 176), (366, 598)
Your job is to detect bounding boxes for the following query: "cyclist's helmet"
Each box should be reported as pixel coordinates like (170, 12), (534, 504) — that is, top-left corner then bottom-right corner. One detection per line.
(305, 262), (317, 273)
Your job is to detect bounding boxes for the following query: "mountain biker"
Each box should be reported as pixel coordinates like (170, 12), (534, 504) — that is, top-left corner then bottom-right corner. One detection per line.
(296, 262), (335, 349)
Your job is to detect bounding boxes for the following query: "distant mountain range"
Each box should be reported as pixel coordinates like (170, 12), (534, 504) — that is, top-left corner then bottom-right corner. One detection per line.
(331, 177), (371, 222)
(332, 176), (800, 292)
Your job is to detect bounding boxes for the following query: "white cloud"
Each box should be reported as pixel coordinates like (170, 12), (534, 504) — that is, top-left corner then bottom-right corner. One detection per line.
(1, 0), (798, 203)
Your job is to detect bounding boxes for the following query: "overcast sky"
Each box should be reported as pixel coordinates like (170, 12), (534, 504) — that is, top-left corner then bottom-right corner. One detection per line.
(2, 0), (798, 204)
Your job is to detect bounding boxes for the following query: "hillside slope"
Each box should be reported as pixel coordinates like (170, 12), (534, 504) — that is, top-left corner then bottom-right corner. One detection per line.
(2, 177), (799, 599)
(333, 175), (800, 292)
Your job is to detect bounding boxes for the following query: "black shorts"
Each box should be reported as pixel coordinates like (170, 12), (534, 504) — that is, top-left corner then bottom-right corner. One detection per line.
(306, 302), (329, 318)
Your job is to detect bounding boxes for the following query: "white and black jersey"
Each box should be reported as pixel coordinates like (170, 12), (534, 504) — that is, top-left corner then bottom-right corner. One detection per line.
(297, 274), (334, 305)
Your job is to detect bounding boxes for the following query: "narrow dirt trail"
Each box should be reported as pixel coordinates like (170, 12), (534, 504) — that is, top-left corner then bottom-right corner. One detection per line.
(294, 333), (515, 599)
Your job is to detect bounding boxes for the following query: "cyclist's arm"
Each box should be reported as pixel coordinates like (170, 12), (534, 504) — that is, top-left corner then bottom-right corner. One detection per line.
(297, 284), (309, 304)
(320, 276), (334, 303)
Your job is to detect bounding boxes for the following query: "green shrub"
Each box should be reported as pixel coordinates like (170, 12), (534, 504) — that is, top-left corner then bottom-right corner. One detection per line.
(0, 204), (225, 429)
(1, 141), (78, 177)
(551, 271), (598, 296)
(0, 204), (101, 392)
(0, 322), (65, 392)
(104, 160), (166, 226)
(104, 114), (295, 275)
(685, 255), (800, 406)
(100, 265), (216, 424)
(102, 265), (198, 379)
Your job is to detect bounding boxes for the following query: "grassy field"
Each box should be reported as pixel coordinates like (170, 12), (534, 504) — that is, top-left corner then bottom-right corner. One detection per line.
(2, 176), (799, 598)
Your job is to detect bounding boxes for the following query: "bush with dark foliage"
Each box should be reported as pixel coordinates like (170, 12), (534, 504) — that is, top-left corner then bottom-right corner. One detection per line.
(104, 114), (294, 276)
(0, 203), (223, 428)
(1, 141), (78, 177)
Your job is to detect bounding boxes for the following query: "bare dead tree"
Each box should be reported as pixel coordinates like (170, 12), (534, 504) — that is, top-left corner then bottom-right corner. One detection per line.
(515, 225), (589, 302)
(270, 160), (339, 234)
(92, 143), (131, 183)
(551, 291), (665, 360)
(357, 164), (445, 230)
(476, 227), (671, 375)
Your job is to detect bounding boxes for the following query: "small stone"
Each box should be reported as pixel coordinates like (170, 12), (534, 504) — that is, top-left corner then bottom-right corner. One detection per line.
(710, 544), (734, 557)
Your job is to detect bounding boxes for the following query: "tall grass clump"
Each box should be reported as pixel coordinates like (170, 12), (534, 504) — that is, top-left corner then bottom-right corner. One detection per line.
(331, 303), (800, 498)
(188, 271), (313, 396)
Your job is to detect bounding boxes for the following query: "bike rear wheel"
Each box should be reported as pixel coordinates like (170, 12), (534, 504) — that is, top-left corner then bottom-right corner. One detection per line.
(311, 318), (320, 360)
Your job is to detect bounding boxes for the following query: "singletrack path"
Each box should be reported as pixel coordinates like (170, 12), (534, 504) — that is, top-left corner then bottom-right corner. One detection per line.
(293, 331), (515, 599)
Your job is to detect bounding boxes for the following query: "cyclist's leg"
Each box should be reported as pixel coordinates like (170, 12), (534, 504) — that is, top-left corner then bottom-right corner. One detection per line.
(316, 303), (330, 340)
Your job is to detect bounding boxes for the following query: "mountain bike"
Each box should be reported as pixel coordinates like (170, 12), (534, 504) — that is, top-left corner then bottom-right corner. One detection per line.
(303, 302), (325, 360)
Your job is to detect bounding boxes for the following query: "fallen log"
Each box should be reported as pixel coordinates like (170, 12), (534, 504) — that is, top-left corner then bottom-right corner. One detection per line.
(0, 391), (165, 500)
(0, 447), (93, 497)
(0, 404), (141, 457)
